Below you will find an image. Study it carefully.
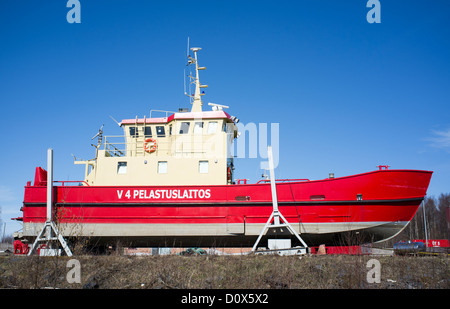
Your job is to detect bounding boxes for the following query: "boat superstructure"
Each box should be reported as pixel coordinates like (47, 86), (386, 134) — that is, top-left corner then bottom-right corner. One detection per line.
(14, 47), (433, 251)
(75, 47), (238, 187)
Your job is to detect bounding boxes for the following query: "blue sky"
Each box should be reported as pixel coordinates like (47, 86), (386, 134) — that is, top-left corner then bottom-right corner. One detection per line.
(1, 0), (449, 236)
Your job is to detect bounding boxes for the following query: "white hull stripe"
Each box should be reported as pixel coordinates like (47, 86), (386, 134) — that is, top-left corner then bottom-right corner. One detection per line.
(23, 221), (408, 237)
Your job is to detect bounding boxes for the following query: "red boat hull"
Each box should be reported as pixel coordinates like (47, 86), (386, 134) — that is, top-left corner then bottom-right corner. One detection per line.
(19, 169), (432, 247)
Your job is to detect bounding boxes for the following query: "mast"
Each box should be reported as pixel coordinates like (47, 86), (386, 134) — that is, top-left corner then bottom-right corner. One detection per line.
(187, 47), (207, 112)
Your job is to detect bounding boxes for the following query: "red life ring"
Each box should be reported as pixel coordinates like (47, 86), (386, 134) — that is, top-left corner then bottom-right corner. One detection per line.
(145, 138), (157, 153)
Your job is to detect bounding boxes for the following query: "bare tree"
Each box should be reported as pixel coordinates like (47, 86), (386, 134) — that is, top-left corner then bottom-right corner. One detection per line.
(0, 206), (3, 242)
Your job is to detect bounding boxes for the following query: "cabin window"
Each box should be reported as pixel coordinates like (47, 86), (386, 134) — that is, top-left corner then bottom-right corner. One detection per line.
(169, 125), (172, 136)
(199, 160), (209, 173)
(194, 122), (203, 134)
(156, 126), (165, 137)
(144, 127), (152, 137)
(117, 162), (127, 174)
(179, 122), (190, 134)
(207, 121), (218, 134)
(129, 127), (138, 138)
(158, 161), (168, 174)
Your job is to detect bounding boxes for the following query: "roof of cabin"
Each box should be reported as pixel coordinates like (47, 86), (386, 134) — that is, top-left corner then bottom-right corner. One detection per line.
(120, 111), (232, 125)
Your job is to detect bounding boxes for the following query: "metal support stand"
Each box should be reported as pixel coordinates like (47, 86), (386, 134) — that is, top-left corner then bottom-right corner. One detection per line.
(252, 146), (308, 254)
(28, 221), (73, 256)
(28, 149), (72, 256)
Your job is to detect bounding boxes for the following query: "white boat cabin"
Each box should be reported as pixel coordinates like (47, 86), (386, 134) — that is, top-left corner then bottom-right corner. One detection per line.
(75, 47), (239, 186)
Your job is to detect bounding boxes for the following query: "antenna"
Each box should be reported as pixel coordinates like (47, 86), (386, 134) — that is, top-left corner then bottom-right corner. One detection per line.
(187, 36), (190, 57)
(185, 37), (195, 102)
(109, 115), (122, 127)
(185, 37), (189, 96)
(184, 68), (187, 95)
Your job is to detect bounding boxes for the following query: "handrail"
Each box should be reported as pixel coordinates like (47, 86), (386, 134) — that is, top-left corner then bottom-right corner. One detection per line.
(150, 109), (176, 118)
(41, 180), (90, 187)
(236, 179), (249, 184)
(256, 178), (310, 184)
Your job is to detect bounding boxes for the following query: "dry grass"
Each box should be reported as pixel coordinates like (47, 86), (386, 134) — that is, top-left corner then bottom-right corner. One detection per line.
(0, 254), (448, 289)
